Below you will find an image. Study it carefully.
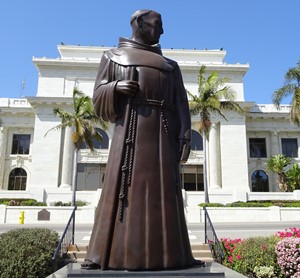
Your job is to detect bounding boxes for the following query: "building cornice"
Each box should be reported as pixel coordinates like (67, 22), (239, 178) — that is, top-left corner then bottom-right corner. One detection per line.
(26, 96), (73, 106)
(56, 44), (228, 60)
(32, 44), (249, 76)
(32, 58), (99, 70)
(32, 57), (249, 76)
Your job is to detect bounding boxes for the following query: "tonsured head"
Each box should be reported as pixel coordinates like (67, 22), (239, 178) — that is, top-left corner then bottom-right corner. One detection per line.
(130, 9), (164, 45)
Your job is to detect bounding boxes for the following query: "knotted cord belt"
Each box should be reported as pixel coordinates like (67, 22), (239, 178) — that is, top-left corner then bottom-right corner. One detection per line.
(133, 98), (174, 112)
(118, 98), (174, 222)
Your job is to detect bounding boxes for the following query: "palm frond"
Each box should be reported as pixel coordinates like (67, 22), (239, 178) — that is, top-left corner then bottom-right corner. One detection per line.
(290, 87), (300, 125)
(220, 100), (244, 114)
(189, 65), (242, 138)
(46, 87), (108, 150)
(53, 107), (73, 122)
(198, 65), (206, 92)
(206, 72), (219, 86)
(272, 85), (296, 107)
(44, 122), (69, 137)
(285, 67), (300, 84)
(273, 61), (300, 126)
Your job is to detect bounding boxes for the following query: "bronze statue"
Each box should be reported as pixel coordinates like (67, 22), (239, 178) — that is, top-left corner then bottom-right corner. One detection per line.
(81, 9), (204, 270)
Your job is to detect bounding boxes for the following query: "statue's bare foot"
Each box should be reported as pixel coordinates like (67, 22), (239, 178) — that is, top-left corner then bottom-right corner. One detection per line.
(81, 259), (100, 270)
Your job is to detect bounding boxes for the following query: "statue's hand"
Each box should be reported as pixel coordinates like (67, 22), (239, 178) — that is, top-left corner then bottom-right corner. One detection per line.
(115, 80), (139, 97)
(179, 139), (191, 163)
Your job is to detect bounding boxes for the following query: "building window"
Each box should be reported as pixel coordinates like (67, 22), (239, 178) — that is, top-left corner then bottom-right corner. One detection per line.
(191, 130), (203, 151)
(181, 165), (203, 191)
(8, 168), (27, 190)
(281, 138), (298, 158)
(11, 134), (30, 155)
(76, 163), (106, 191)
(81, 128), (109, 149)
(251, 170), (269, 192)
(249, 138), (267, 158)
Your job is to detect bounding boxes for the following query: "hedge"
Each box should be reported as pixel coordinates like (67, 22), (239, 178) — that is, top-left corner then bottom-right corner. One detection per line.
(0, 228), (59, 278)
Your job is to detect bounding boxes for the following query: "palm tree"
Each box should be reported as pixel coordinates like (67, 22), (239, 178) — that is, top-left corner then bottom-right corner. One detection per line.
(45, 87), (108, 206)
(272, 60), (300, 124)
(286, 164), (300, 191)
(265, 154), (292, 192)
(188, 65), (244, 203)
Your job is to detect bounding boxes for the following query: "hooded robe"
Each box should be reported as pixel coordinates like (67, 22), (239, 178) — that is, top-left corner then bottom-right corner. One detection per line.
(86, 37), (194, 270)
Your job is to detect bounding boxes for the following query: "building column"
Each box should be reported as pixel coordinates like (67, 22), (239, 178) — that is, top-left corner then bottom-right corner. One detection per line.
(0, 127), (7, 189)
(270, 131), (280, 156)
(208, 123), (221, 189)
(269, 131), (280, 191)
(60, 127), (74, 189)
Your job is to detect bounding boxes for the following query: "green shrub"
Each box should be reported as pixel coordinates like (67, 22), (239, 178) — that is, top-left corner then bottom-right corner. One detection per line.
(198, 202), (225, 207)
(0, 199), (46, 206)
(226, 201), (273, 207)
(19, 199), (46, 206)
(0, 228), (59, 278)
(199, 200), (300, 207)
(230, 236), (282, 277)
(75, 200), (89, 206)
(54, 200), (88, 206)
(280, 201), (300, 207)
(54, 201), (67, 206)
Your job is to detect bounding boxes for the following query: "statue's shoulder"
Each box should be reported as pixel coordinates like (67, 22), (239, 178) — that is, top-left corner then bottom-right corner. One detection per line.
(164, 57), (178, 68)
(104, 47), (174, 72)
(108, 48), (125, 56)
(104, 48), (133, 65)
(104, 48), (125, 59)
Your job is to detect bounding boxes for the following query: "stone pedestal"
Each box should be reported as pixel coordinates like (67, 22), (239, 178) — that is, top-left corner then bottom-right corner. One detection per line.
(47, 262), (247, 277)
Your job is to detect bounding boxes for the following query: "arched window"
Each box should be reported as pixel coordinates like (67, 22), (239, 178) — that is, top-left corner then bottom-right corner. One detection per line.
(81, 128), (109, 149)
(191, 130), (203, 151)
(251, 170), (269, 192)
(8, 168), (27, 190)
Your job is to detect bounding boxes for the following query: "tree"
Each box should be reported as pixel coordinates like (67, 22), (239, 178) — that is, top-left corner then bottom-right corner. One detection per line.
(265, 154), (292, 192)
(286, 164), (300, 191)
(45, 87), (108, 205)
(272, 60), (300, 125)
(188, 65), (243, 203)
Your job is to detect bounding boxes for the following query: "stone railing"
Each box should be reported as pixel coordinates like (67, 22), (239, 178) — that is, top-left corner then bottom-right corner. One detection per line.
(1, 204), (300, 224)
(0, 98), (31, 108)
(0, 205), (95, 224)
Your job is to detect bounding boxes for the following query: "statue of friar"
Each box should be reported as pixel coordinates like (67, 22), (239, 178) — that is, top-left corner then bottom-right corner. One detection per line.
(81, 9), (205, 270)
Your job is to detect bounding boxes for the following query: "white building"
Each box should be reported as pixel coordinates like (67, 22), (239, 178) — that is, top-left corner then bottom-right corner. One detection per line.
(1, 45), (299, 208)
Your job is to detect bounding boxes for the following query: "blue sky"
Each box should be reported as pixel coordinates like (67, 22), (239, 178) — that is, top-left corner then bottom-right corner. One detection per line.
(0, 0), (298, 104)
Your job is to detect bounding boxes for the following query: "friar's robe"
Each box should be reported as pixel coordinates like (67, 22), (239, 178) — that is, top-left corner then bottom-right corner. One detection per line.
(86, 37), (194, 270)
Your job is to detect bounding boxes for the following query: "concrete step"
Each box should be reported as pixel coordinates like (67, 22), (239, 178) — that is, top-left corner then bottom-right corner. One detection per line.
(192, 243), (214, 263)
(68, 243), (214, 263)
(192, 243), (211, 250)
(67, 244), (86, 263)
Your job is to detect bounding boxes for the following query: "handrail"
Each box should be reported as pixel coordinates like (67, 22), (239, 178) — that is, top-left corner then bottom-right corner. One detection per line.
(203, 206), (225, 263)
(52, 206), (76, 269)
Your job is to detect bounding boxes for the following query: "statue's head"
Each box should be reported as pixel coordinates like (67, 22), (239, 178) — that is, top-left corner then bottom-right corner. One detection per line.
(130, 10), (164, 45)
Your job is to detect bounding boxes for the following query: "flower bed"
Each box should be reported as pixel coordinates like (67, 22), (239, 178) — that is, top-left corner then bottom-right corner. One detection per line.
(219, 227), (300, 277)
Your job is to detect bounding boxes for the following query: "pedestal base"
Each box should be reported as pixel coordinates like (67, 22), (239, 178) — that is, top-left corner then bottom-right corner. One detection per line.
(47, 262), (247, 277)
